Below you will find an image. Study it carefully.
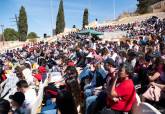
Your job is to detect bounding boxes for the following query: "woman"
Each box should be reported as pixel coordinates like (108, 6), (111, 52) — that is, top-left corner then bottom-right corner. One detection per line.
(56, 90), (78, 114)
(142, 58), (165, 102)
(101, 48), (110, 61)
(148, 58), (165, 83)
(64, 66), (82, 111)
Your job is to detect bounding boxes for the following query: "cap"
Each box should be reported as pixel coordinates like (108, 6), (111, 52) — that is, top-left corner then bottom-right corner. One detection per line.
(67, 61), (75, 67)
(9, 92), (25, 106)
(104, 58), (116, 67)
(38, 66), (46, 74)
(33, 73), (42, 81)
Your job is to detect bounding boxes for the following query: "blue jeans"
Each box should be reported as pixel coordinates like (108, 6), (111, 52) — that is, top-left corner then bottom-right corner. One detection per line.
(41, 99), (56, 112)
(84, 84), (94, 97)
(40, 109), (57, 114)
(84, 89), (93, 97)
(86, 96), (97, 114)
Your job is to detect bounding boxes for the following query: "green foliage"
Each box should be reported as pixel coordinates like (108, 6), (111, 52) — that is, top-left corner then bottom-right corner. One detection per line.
(56, 0), (65, 34)
(18, 6), (28, 41)
(137, 0), (162, 14)
(136, 0), (150, 14)
(27, 32), (38, 39)
(4, 28), (19, 41)
(83, 8), (89, 28)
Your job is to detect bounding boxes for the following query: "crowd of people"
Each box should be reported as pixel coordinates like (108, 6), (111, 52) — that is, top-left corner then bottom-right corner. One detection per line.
(0, 16), (165, 114)
(96, 16), (165, 40)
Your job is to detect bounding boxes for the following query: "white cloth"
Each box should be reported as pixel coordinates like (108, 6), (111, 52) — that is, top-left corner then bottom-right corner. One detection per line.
(131, 58), (136, 68)
(111, 53), (117, 61)
(22, 68), (34, 85)
(24, 88), (37, 106)
(0, 74), (19, 97)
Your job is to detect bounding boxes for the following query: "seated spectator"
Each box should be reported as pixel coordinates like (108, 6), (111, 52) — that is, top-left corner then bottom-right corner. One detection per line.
(148, 58), (165, 83)
(85, 58), (116, 114)
(101, 47), (111, 61)
(102, 63), (136, 114)
(41, 90), (78, 114)
(64, 66), (82, 109)
(41, 86), (57, 113)
(0, 98), (11, 114)
(56, 90), (78, 114)
(142, 59), (165, 102)
(33, 72), (42, 93)
(0, 70), (19, 98)
(84, 61), (106, 97)
(16, 80), (37, 108)
(38, 65), (47, 83)
(9, 92), (26, 114)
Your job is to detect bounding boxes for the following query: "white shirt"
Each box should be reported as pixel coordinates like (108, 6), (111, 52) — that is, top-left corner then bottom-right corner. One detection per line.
(0, 73), (19, 98)
(111, 52), (118, 61)
(24, 88), (37, 106)
(22, 68), (34, 85)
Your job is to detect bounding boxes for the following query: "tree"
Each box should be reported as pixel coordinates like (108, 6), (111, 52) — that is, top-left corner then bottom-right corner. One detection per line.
(18, 6), (28, 41)
(83, 8), (89, 28)
(136, 0), (162, 14)
(4, 28), (19, 41)
(27, 32), (38, 39)
(136, 0), (150, 14)
(56, 0), (65, 34)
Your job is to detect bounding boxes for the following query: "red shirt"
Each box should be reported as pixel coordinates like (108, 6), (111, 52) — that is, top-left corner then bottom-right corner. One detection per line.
(107, 79), (136, 112)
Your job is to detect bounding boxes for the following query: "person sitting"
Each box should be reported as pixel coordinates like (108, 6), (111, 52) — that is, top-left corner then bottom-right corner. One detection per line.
(9, 92), (27, 114)
(41, 90), (78, 114)
(56, 90), (78, 114)
(84, 61), (106, 98)
(64, 66), (82, 112)
(142, 58), (165, 102)
(148, 58), (165, 83)
(16, 80), (37, 108)
(0, 98), (11, 114)
(85, 58), (116, 114)
(41, 84), (57, 113)
(101, 63), (136, 114)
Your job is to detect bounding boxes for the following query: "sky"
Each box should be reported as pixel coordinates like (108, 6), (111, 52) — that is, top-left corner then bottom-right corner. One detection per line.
(0, 0), (138, 37)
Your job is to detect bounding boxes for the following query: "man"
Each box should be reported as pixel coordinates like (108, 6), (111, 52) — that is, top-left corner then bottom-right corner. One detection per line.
(84, 61), (106, 97)
(103, 63), (136, 114)
(9, 92), (26, 114)
(16, 80), (37, 108)
(85, 58), (116, 114)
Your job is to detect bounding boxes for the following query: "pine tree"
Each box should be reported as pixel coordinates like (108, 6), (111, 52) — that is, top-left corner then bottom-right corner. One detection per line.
(56, 0), (65, 34)
(83, 8), (89, 28)
(18, 6), (28, 41)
